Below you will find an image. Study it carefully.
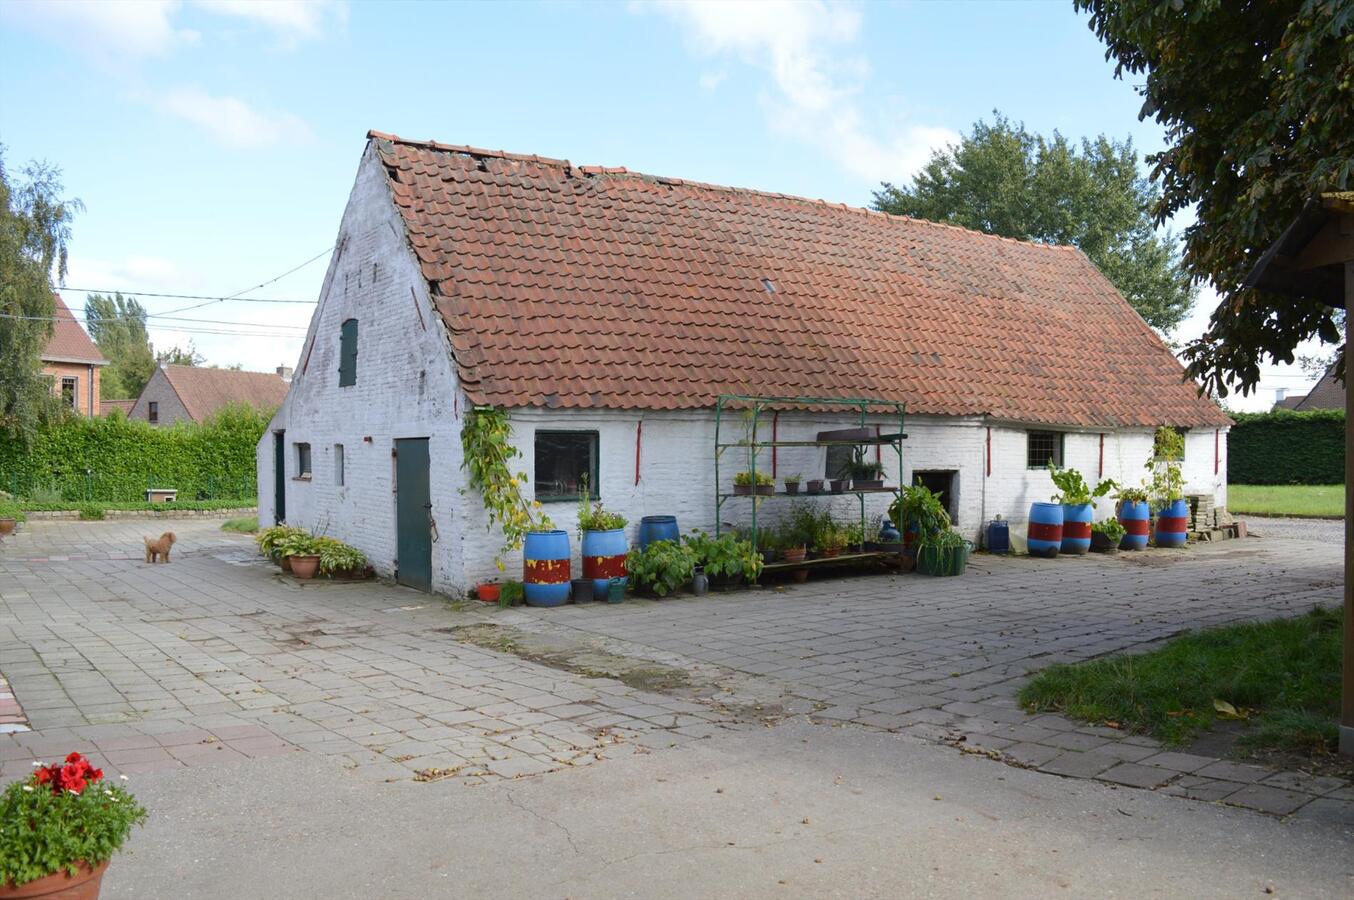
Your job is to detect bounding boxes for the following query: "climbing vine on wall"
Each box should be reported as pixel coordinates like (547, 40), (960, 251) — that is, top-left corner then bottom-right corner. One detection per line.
(460, 407), (553, 569)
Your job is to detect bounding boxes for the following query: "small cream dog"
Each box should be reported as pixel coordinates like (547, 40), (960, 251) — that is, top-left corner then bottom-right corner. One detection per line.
(144, 531), (176, 564)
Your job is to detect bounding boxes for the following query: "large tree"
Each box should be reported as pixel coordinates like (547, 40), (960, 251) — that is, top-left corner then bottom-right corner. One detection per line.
(1074, 0), (1353, 396)
(873, 112), (1196, 332)
(85, 292), (155, 400)
(0, 148), (81, 443)
(155, 341), (205, 367)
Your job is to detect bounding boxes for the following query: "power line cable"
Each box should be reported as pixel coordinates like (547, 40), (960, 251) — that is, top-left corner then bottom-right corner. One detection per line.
(60, 288), (315, 305)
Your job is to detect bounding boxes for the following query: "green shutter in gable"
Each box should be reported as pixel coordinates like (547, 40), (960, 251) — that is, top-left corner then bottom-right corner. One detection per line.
(339, 318), (358, 386)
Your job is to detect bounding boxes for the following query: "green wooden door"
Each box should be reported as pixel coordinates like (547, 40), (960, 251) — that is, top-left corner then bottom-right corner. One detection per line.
(394, 437), (432, 592)
(273, 431), (286, 524)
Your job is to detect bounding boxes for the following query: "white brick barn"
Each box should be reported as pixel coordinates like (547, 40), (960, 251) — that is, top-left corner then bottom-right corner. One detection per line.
(257, 131), (1231, 596)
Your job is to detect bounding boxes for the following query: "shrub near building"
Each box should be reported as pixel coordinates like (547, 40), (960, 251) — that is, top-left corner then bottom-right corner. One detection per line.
(1228, 409), (1344, 486)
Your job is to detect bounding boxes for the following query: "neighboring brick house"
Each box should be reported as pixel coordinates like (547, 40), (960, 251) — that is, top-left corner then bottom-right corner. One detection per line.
(100, 398), (135, 417)
(41, 293), (108, 417)
(259, 131), (1231, 595)
(1273, 365), (1344, 411)
(130, 364), (289, 426)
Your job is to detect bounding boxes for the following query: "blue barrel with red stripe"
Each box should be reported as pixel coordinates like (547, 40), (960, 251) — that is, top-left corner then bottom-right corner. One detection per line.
(1060, 503), (1093, 555)
(582, 528), (628, 598)
(638, 516), (679, 549)
(524, 530), (571, 606)
(1027, 502), (1064, 558)
(1155, 498), (1189, 548)
(1118, 500), (1150, 551)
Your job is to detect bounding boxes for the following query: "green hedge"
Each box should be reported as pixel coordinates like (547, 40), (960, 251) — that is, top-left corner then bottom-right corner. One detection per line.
(1228, 409), (1344, 485)
(0, 404), (266, 502)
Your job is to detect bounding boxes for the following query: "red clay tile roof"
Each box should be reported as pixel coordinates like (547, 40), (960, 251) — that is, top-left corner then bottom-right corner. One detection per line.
(101, 399), (135, 416)
(159, 365), (288, 421)
(370, 132), (1230, 428)
(42, 294), (107, 365)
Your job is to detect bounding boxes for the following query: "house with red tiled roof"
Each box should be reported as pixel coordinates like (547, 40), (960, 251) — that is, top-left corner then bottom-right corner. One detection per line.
(129, 364), (290, 426)
(1272, 365), (1344, 411)
(41, 293), (108, 417)
(258, 132), (1230, 595)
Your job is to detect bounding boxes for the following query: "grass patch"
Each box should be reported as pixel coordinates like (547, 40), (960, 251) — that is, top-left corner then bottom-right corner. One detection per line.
(77, 503), (106, 520)
(20, 499), (255, 513)
(1228, 484), (1343, 518)
(221, 516), (258, 533)
(1018, 607), (1342, 756)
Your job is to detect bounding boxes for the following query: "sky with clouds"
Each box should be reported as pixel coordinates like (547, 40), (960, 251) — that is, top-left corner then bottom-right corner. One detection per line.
(0, 0), (1321, 409)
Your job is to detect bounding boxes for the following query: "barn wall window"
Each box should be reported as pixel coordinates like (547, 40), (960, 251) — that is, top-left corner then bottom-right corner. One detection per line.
(534, 431), (598, 502)
(61, 377), (78, 409)
(334, 443), (345, 486)
(1027, 431), (1064, 469)
(338, 318), (358, 387)
(294, 442), (312, 478)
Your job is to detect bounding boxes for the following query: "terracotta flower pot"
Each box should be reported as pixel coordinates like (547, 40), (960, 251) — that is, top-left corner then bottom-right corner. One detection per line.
(792, 569), (809, 583)
(782, 547), (807, 563)
(279, 554), (293, 573)
(476, 583), (501, 603)
(289, 554), (321, 580)
(0, 518), (16, 537)
(1, 860), (109, 900)
(821, 547), (841, 558)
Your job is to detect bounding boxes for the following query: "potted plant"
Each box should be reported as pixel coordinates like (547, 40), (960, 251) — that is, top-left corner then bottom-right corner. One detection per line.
(1114, 484), (1152, 550)
(1147, 427), (1188, 547)
(0, 497), (23, 537)
(624, 539), (697, 597)
(915, 529), (970, 576)
(733, 471), (775, 496)
(888, 484), (951, 555)
(577, 484), (629, 598)
(278, 530), (320, 579)
(683, 529), (764, 586)
(1047, 463), (1117, 556)
(1090, 519), (1126, 553)
(845, 447), (886, 490)
(313, 536), (368, 578)
(783, 474), (802, 495)
(805, 479), (825, 495)
(1, 752), (146, 899)
(475, 582), (501, 603)
(498, 580), (525, 608)
(817, 523), (846, 558)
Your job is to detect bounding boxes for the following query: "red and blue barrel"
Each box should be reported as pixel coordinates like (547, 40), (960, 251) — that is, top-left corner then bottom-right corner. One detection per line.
(1118, 500), (1150, 551)
(1155, 498), (1189, 548)
(582, 528), (628, 598)
(524, 530), (571, 606)
(1060, 503), (1093, 555)
(1027, 502), (1064, 558)
(638, 516), (679, 549)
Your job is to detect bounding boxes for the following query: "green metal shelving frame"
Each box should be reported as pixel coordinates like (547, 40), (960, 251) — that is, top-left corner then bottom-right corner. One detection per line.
(714, 394), (907, 571)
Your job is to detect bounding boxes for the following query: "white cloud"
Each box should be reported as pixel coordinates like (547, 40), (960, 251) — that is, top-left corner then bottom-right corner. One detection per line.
(0, 0), (198, 59)
(191, 0), (346, 43)
(699, 71), (728, 90)
(639, 0), (957, 183)
(159, 86), (312, 148)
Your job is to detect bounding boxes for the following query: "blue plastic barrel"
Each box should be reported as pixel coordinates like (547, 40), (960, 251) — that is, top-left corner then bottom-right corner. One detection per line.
(638, 515), (679, 549)
(1118, 500), (1150, 551)
(582, 528), (628, 598)
(986, 519), (1010, 554)
(1155, 498), (1189, 548)
(1060, 503), (1093, 555)
(523, 530), (571, 607)
(1027, 502), (1064, 558)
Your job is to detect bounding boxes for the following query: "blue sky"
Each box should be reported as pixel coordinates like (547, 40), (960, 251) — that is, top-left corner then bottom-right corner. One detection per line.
(0, 0), (1315, 409)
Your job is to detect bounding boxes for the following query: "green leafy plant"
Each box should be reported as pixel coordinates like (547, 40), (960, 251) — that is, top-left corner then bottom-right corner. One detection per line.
(76, 503), (105, 521)
(780, 503), (824, 550)
(1047, 463), (1117, 507)
(842, 520), (865, 549)
(840, 446), (885, 480)
(1115, 484), (1150, 504)
(576, 478), (626, 532)
(918, 528), (966, 551)
(221, 516), (257, 534)
(625, 540), (697, 597)
(255, 525), (307, 558)
(0, 496), (25, 521)
(782, 473), (802, 484)
(888, 484), (951, 542)
(312, 536), (367, 575)
(497, 579), (525, 608)
(460, 407), (554, 570)
(0, 752), (147, 887)
(817, 522), (846, 553)
(1091, 519), (1127, 542)
(275, 529), (318, 559)
(683, 529), (763, 583)
(1146, 426), (1185, 506)
(733, 471), (774, 487)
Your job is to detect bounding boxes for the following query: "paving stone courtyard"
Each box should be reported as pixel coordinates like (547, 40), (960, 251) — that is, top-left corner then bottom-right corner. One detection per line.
(1, 515), (1350, 829)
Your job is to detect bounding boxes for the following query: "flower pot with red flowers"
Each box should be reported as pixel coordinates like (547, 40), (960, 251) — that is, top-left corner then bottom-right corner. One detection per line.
(0, 500), (21, 537)
(1, 752), (146, 899)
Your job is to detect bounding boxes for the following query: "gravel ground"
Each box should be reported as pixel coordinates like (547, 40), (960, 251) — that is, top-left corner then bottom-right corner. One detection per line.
(1244, 515), (1344, 543)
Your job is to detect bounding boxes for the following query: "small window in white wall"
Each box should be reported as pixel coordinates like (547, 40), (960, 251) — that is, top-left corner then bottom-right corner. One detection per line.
(295, 442), (312, 478)
(334, 443), (345, 486)
(535, 431), (598, 502)
(1027, 431), (1064, 469)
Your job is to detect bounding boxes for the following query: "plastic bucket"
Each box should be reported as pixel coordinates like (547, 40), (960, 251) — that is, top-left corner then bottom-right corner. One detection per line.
(523, 530), (571, 607)
(638, 516), (679, 549)
(1118, 500), (1150, 551)
(1027, 502), (1064, 558)
(582, 528), (628, 598)
(1060, 503), (1093, 555)
(1155, 498), (1189, 548)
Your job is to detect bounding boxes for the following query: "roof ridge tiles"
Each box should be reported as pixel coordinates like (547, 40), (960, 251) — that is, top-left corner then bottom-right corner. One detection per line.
(367, 129), (1078, 253)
